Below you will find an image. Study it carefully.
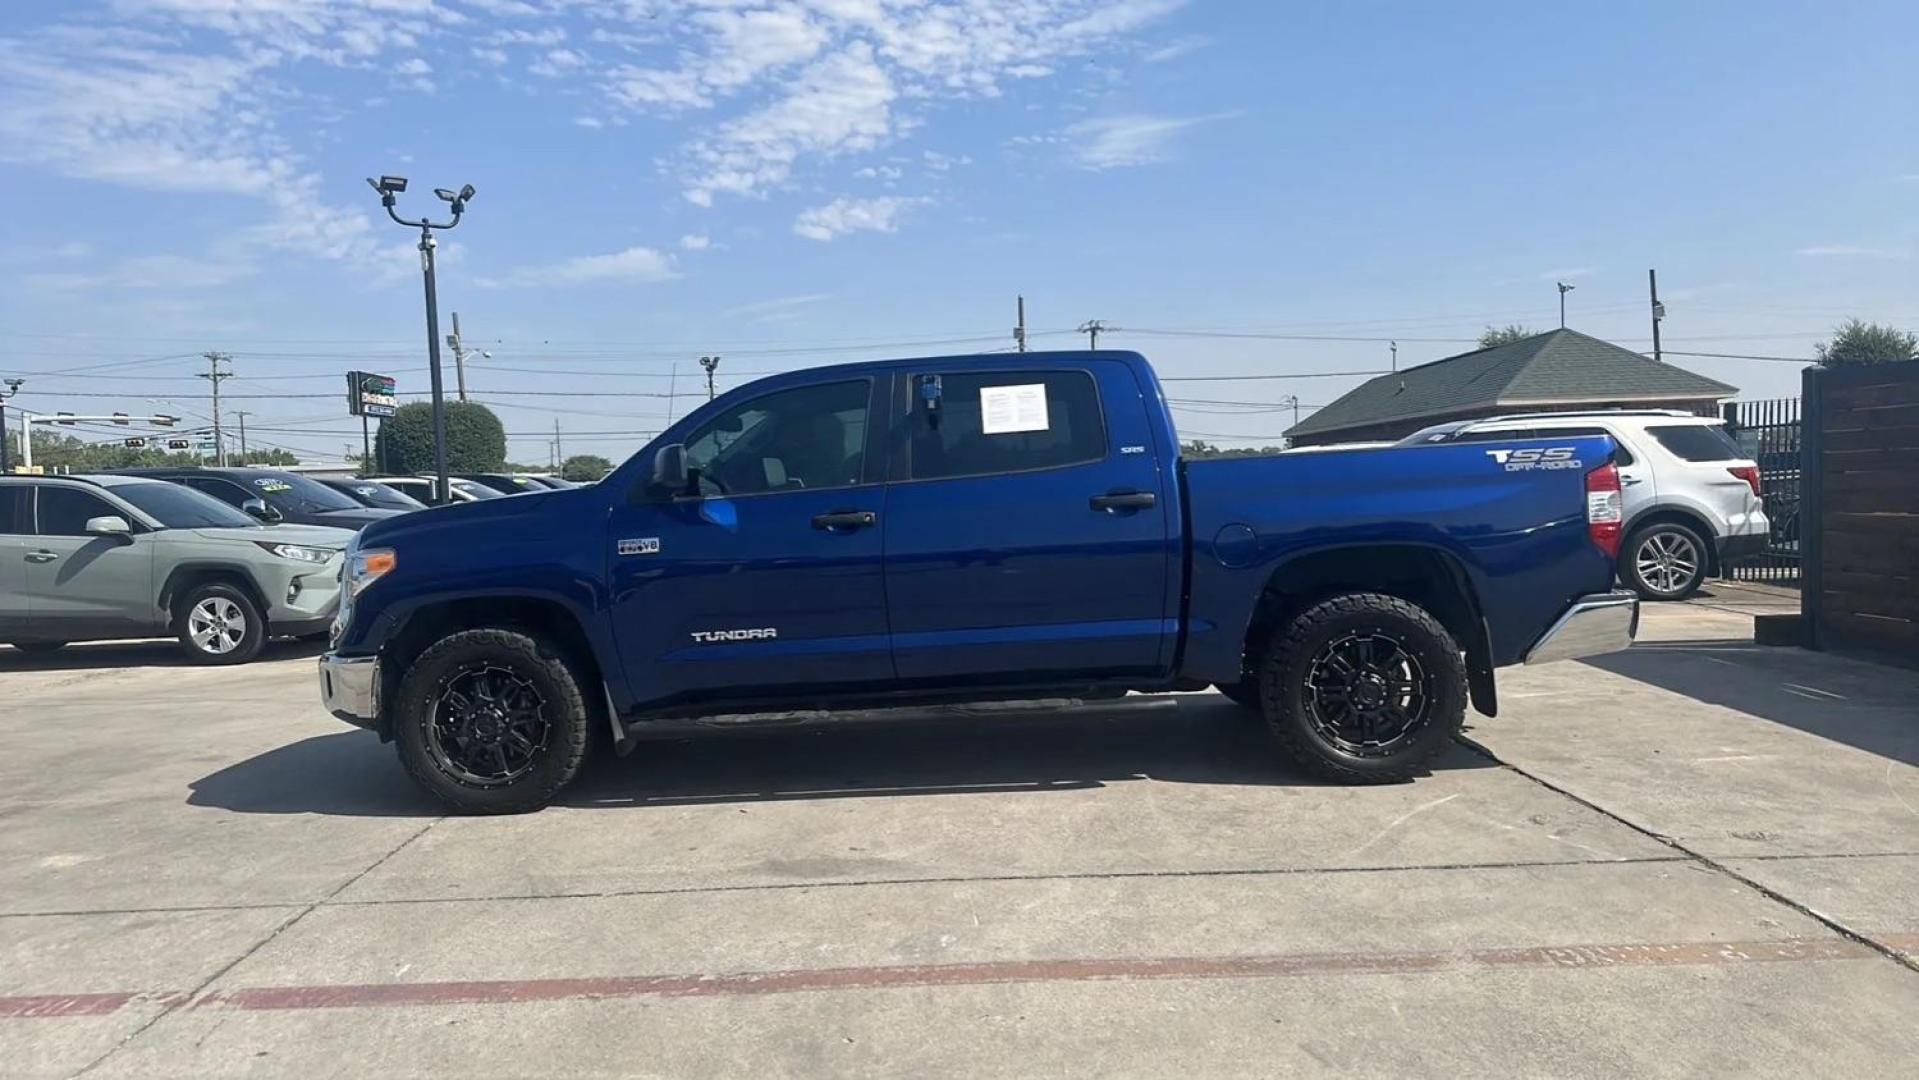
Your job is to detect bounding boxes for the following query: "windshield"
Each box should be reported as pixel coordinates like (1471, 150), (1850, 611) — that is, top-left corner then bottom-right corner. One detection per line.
(334, 480), (425, 510)
(246, 472), (363, 514)
(112, 481), (260, 529)
(451, 479), (504, 500)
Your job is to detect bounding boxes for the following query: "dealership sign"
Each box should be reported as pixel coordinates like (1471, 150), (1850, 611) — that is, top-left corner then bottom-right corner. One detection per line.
(346, 371), (397, 418)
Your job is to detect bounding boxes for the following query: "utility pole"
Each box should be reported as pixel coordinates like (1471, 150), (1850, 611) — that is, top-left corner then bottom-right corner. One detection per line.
(1077, 319), (1106, 350)
(665, 361), (679, 423)
(1389, 341), (1398, 372)
(553, 418), (562, 469)
(1556, 282), (1576, 329)
(1015, 296), (1028, 352)
(234, 410), (250, 458)
(446, 311), (471, 402)
(198, 352), (232, 467)
(1648, 269), (1665, 363)
(0, 378), (21, 474)
(699, 355), (721, 400)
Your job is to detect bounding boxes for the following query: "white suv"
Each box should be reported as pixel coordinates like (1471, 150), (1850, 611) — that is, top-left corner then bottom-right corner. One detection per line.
(1400, 411), (1769, 600)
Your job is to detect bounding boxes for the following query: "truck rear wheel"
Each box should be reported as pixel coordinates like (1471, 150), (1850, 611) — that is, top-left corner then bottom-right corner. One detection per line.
(1257, 592), (1465, 784)
(392, 628), (592, 814)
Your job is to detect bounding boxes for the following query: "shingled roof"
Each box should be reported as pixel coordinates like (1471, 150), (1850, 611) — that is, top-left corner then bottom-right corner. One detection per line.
(1286, 329), (1738, 438)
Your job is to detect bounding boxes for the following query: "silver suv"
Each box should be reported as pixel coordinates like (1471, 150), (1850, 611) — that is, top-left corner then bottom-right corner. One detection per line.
(0, 475), (354, 663)
(1400, 411), (1769, 600)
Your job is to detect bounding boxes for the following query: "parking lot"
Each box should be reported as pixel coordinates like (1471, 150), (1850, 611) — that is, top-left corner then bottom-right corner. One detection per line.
(3, 586), (1915, 1078)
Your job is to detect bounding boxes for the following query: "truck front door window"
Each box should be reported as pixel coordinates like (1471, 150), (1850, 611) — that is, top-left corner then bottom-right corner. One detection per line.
(683, 380), (870, 496)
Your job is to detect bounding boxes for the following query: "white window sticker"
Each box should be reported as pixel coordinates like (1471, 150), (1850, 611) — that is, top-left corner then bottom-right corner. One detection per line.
(979, 383), (1049, 435)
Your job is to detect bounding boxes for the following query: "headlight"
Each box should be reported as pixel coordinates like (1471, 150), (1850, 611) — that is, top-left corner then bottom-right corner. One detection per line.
(256, 542), (335, 564)
(346, 547), (397, 597)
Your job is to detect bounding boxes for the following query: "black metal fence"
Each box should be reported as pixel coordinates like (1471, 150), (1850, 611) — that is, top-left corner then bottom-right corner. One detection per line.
(1721, 397), (1802, 584)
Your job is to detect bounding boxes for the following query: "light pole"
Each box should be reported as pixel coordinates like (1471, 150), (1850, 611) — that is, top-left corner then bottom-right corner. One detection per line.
(699, 355), (721, 400)
(1557, 282), (1576, 328)
(368, 174), (475, 504)
(0, 378), (22, 474)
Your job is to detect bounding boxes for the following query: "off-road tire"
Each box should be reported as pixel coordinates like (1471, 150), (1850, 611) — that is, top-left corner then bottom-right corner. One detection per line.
(1620, 521), (1708, 601)
(1257, 592), (1466, 784)
(173, 582), (266, 665)
(393, 628), (592, 814)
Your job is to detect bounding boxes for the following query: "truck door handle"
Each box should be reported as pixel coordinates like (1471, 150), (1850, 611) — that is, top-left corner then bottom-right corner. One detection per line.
(1089, 490), (1156, 512)
(24, 550), (59, 564)
(1622, 477), (1645, 487)
(811, 510), (877, 531)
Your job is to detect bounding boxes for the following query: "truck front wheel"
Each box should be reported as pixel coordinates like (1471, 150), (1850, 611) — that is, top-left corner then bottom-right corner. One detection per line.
(1257, 593), (1466, 784)
(392, 628), (593, 814)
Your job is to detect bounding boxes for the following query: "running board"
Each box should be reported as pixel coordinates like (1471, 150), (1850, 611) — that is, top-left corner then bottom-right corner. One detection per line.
(614, 694), (1180, 743)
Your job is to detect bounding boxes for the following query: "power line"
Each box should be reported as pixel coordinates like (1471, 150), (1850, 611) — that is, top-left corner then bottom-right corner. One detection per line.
(1659, 350), (1817, 363)
(1159, 369), (1390, 382)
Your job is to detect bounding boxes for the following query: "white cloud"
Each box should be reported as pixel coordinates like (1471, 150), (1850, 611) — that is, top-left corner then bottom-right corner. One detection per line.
(679, 233), (711, 250)
(793, 195), (928, 241)
(1062, 113), (1227, 169)
(472, 46), (509, 65)
(573, 115), (604, 129)
(395, 57), (432, 76)
(1144, 36), (1209, 62)
(1795, 245), (1911, 260)
(726, 293), (831, 321)
(529, 48), (587, 78)
(854, 164), (902, 181)
(683, 43), (897, 206)
(486, 246), (679, 287)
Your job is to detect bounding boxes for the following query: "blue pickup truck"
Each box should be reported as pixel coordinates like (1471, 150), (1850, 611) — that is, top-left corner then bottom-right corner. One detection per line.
(319, 351), (1636, 812)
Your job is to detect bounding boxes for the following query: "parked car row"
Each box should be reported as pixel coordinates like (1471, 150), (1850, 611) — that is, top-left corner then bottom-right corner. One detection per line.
(2, 468), (579, 663)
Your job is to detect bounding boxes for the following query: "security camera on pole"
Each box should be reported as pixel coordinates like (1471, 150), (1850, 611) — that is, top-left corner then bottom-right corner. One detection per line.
(367, 174), (476, 504)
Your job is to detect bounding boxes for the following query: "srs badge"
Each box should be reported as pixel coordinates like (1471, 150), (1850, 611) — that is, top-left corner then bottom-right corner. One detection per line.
(617, 538), (661, 556)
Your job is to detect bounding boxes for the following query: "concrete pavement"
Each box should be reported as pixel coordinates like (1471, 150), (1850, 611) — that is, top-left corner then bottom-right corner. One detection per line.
(1, 597), (1914, 1078)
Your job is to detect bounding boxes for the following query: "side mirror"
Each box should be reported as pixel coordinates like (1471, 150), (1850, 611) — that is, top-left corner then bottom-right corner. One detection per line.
(650, 443), (690, 496)
(241, 497), (282, 523)
(84, 515), (132, 537)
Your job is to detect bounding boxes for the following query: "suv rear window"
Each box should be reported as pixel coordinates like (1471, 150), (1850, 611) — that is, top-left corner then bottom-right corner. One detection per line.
(1647, 425), (1742, 462)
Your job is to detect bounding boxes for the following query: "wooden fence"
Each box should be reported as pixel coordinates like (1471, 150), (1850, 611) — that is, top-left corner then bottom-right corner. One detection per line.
(1800, 358), (1919, 660)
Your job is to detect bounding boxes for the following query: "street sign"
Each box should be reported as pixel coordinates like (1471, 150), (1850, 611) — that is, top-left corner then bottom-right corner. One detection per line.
(346, 371), (397, 418)
(124, 437), (147, 449)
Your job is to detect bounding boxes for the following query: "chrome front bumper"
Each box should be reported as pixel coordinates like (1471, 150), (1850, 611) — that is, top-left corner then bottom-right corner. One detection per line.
(1524, 591), (1639, 665)
(319, 653), (381, 730)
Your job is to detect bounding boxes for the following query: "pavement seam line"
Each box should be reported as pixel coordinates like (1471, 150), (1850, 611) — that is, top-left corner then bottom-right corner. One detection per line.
(64, 815), (446, 1079)
(1454, 734), (1919, 977)
(1, 856), (1700, 921)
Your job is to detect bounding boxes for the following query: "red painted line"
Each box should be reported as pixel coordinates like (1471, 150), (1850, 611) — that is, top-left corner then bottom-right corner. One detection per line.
(0, 937), (1879, 1021)
(192, 938), (1870, 1013)
(0, 991), (182, 1019)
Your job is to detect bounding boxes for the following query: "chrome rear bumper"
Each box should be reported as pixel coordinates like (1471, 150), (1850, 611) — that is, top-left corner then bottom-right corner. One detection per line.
(319, 653), (381, 730)
(1524, 591), (1639, 665)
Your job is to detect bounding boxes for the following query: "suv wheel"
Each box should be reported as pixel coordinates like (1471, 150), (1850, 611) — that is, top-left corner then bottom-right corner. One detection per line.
(392, 629), (592, 814)
(1623, 522), (1707, 601)
(174, 582), (265, 664)
(1258, 592), (1466, 784)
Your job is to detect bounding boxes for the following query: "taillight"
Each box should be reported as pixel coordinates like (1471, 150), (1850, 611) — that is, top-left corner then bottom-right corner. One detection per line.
(1585, 462), (1623, 558)
(1728, 465), (1761, 497)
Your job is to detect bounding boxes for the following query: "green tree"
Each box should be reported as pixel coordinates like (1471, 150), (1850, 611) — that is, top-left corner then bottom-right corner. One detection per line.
(1816, 318), (1917, 367)
(1478, 324), (1535, 348)
(560, 454), (614, 482)
(1180, 439), (1285, 459)
(373, 401), (507, 474)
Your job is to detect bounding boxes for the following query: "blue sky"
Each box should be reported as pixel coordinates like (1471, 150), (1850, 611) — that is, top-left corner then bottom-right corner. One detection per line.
(2, 0), (1914, 463)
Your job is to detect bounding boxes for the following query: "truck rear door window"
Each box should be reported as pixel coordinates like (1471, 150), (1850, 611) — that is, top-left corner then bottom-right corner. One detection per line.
(1647, 425), (1742, 462)
(909, 370), (1106, 480)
